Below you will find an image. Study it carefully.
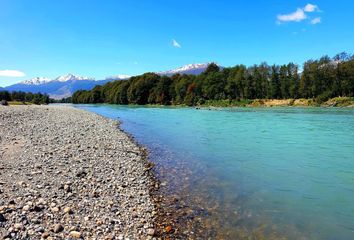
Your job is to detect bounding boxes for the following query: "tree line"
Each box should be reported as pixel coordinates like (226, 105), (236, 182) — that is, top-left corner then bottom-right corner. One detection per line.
(0, 91), (50, 105)
(71, 52), (354, 106)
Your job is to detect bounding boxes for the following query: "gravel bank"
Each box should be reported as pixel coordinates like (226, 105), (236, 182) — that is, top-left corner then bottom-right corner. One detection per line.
(0, 105), (157, 239)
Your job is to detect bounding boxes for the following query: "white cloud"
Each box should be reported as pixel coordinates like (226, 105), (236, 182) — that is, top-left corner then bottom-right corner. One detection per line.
(277, 3), (321, 24)
(133, 61), (138, 65)
(0, 70), (26, 77)
(172, 39), (181, 48)
(277, 8), (306, 22)
(311, 17), (321, 24)
(304, 4), (318, 12)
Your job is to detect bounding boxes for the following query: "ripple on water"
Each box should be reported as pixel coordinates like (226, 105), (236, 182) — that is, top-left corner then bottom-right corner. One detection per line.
(77, 105), (354, 240)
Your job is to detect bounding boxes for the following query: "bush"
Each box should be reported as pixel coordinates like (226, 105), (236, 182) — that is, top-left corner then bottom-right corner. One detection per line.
(315, 91), (333, 104)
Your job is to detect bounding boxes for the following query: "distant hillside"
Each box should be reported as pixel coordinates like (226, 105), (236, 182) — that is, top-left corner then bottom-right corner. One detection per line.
(5, 79), (112, 99)
(4, 74), (118, 99)
(2, 64), (219, 99)
(157, 63), (220, 76)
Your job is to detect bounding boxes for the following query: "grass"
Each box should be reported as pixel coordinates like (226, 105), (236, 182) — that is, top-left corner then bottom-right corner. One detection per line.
(8, 101), (34, 106)
(200, 99), (252, 107)
(323, 97), (354, 107)
(196, 97), (354, 108)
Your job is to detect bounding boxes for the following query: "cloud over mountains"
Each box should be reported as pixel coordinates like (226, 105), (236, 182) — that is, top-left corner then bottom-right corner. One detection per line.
(277, 3), (321, 25)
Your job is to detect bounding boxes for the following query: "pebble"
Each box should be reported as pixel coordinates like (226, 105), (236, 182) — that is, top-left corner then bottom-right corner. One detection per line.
(147, 228), (155, 236)
(42, 232), (50, 238)
(14, 223), (23, 230)
(0, 106), (157, 239)
(51, 207), (60, 213)
(0, 213), (6, 222)
(23, 205), (30, 211)
(53, 224), (64, 233)
(70, 231), (82, 238)
(63, 207), (73, 214)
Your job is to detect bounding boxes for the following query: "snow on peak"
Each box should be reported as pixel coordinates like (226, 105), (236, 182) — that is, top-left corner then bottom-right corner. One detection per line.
(54, 73), (95, 82)
(21, 77), (51, 85)
(105, 74), (131, 80)
(172, 63), (210, 72)
(157, 63), (213, 76)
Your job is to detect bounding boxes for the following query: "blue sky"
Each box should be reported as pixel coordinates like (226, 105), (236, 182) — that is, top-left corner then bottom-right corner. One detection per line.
(0, 0), (353, 87)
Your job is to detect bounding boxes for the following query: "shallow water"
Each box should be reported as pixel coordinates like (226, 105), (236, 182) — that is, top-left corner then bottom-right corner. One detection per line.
(76, 105), (354, 239)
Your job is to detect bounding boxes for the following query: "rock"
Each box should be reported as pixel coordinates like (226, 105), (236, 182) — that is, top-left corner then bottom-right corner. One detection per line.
(32, 205), (43, 212)
(14, 223), (23, 230)
(36, 198), (47, 205)
(63, 207), (73, 214)
(23, 205), (30, 211)
(42, 232), (50, 238)
(53, 224), (64, 233)
(36, 226), (45, 233)
(147, 228), (155, 236)
(51, 207), (60, 213)
(165, 225), (172, 233)
(64, 184), (72, 192)
(0, 213), (6, 222)
(76, 170), (87, 178)
(70, 231), (82, 238)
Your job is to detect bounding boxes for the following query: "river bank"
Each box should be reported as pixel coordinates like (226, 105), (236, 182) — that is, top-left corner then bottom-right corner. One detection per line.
(200, 97), (354, 108)
(0, 105), (157, 239)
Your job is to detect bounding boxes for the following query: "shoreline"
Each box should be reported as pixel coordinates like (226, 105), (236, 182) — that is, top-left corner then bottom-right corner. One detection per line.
(0, 105), (159, 239)
(67, 97), (354, 109)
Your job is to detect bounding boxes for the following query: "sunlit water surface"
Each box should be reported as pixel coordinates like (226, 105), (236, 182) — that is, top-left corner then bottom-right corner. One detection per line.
(75, 105), (354, 239)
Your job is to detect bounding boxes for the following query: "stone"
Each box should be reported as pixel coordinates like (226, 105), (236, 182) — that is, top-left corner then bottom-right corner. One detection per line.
(0, 100), (8, 106)
(64, 184), (72, 192)
(0, 213), (6, 222)
(14, 223), (23, 230)
(42, 232), (50, 238)
(23, 205), (30, 211)
(63, 207), (73, 214)
(147, 228), (155, 236)
(165, 225), (172, 233)
(70, 231), (82, 238)
(51, 207), (60, 213)
(53, 224), (64, 233)
(76, 170), (87, 178)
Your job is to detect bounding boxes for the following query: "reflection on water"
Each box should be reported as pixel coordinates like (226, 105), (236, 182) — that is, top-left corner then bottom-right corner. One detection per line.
(76, 105), (354, 239)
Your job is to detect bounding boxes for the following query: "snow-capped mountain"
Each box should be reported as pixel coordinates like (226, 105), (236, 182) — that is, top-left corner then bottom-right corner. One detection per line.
(5, 74), (106, 99)
(105, 75), (131, 81)
(20, 74), (95, 85)
(157, 63), (213, 76)
(3, 63), (221, 99)
(21, 77), (51, 85)
(54, 73), (95, 82)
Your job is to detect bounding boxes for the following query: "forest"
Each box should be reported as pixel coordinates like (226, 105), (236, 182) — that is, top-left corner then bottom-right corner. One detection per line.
(0, 91), (50, 105)
(72, 52), (354, 106)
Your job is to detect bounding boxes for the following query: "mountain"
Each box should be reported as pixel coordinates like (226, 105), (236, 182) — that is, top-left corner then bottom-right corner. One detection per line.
(4, 74), (109, 99)
(54, 73), (95, 82)
(2, 63), (220, 99)
(105, 75), (131, 81)
(21, 77), (51, 85)
(157, 63), (214, 76)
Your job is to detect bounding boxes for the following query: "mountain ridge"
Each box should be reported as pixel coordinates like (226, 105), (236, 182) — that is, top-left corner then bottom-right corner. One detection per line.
(3, 63), (214, 99)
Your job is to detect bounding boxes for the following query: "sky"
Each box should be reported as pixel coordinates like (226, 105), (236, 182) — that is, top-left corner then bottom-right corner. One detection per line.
(0, 0), (353, 87)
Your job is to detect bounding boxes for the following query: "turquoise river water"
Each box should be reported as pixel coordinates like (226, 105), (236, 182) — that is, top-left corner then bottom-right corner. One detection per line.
(76, 105), (354, 239)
